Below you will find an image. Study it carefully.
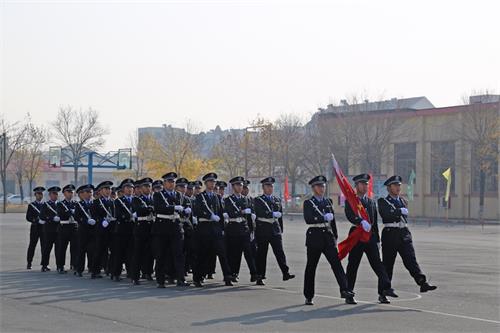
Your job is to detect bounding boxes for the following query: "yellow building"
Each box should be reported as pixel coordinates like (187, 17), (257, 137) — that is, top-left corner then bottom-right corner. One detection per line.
(315, 95), (499, 221)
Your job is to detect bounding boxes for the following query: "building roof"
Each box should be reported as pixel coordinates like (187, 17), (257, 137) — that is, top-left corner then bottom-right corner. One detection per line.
(318, 96), (435, 113)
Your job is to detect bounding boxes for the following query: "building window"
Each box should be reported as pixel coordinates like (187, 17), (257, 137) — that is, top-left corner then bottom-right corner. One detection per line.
(394, 143), (416, 182)
(430, 141), (455, 193)
(471, 143), (498, 193)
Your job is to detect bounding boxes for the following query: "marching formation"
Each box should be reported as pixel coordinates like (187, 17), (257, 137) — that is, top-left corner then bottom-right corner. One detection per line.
(25, 171), (436, 305)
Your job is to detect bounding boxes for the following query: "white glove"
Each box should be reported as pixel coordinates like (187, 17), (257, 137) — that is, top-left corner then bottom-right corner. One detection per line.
(38, 219), (46, 225)
(71, 209), (75, 214)
(102, 219), (109, 228)
(243, 208), (252, 214)
(251, 213), (256, 222)
(87, 218), (96, 226)
(53, 216), (60, 222)
(222, 213), (229, 220)
(192, 216), (198, 225)
(184, 207), (192, 215)
(400, 208), (409, 215)
(211, 214), (221, 222)
(174, 205), (184, 212)
(272, 211), (282, 218)
(361, 220), (371, 232)
(132, 212), (137, 219)
(250, 231), (255, 242)
(324, 213), (334, 221)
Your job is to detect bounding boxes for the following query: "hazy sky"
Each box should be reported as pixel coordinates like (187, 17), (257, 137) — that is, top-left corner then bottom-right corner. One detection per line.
(2, 0), (499, 151)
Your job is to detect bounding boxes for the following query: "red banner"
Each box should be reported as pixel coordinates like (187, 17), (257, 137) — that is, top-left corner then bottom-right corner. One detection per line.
(284, 175), (290, 202)
(332, 154), (371, 260)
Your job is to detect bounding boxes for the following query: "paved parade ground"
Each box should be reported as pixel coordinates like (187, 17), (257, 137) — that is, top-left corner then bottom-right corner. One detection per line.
(1, 213), (499, 332)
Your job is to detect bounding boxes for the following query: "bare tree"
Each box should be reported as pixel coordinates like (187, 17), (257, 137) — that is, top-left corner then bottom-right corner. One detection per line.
(52, 106), (108, 186)
(458, 94), (500, 221)
(11, 121), (48, 201)
(211, 130), (245, 179)
(274, 113), (306, 195)
(151, 121), (202, 177)
(0, 116), (30, 212)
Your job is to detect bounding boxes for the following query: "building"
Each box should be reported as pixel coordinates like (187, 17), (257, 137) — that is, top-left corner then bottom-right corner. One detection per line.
(315, 95), (500, 221)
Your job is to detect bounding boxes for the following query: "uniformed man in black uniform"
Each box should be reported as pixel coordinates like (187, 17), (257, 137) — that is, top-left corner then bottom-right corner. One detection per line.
(193, 180), (202, 196)
(152, 172), (189, 288)
(152, 179), (163, 193)
(74, 184), (96, 277)
(192, 172), (233, 287)
(206, 180), (227, 279)
(345, 174), (398, 304)
(253, 177), (294, 286)
(111, 178), (136, 281)
(26, 186), (46, 270)
(90, 181), (115, 279)
(39, 186), (61, 272)
(224, 176), (258, 282)
(55, 184), (78, 274)
(175, 178), (194, 277)
(378, 175), (437, 293)
(130, 177), (155, 285)
(242, 179), (257, 260)
(303, 176), (354, 305)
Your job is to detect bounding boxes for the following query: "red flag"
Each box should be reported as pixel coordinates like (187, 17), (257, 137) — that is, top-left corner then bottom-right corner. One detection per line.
(332, 154), (371, 260)
(368, 173), (374, 199)
(284, 175), (290, 202)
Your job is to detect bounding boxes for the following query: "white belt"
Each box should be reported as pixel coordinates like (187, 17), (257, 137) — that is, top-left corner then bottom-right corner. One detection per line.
(156, 213), (179, 220)
(198, 218), (218, 222)
(60, 220), (76, 225)
(384, 222), (407, 228)
(308, 222), (330, 228)
(228, 217), (244, 223)
(137, 216), (153, 221)
(257, 218), (276, 223)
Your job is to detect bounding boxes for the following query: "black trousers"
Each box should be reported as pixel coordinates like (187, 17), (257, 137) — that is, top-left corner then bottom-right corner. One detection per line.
(112, 232), (134, 277)
(41, 229), (58, 267)
(27, 223), (44, 265)
(152, 232), (185, 283)
(76, 228), (96, 274)
(193, 224), (231, 282)
(256, 233), (289, 279)
(381, 227), (426, 285)
(131, 224), (153, 281)
(56, 225), (78, 270)
(92, 227), (113, 275)
(346, 233), (391, 295)
(226, 232), (257, 277)
(183, 226), (194, 273)
(304, 234), (349, 300)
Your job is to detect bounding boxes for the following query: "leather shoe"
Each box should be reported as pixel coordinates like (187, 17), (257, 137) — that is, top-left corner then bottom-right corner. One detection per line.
(420, 282), (437, 293)
(305, 298), (314, 305)
(379, 295), (390, 304)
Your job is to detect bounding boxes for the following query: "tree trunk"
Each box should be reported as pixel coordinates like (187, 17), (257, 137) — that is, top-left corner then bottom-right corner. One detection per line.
(74, 166), (78, 186)
(1, 176), (6, 213)
(478, 169), (486, 222)
(17, 176), (24, 201)
(28, 180), (33, 201)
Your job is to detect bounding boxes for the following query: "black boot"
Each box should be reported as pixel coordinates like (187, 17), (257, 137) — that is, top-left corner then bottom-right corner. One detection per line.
(420, 282), (437, 293)
(345, 296), (357, 304)
(379, 295), (390, 304)
(193, 280), (203, 288)
(41, 266), (49, 272)
(250, 274), (258, 283)
(383, 288), (398, 298)
(283, 273), (295, 281)
(256, 278), (265, 286)
(27, 263), (32, 270)
(340, 290), (355, 299)
(225, 280), (234, 286)
(305, 298), (314, 305)
(177, 280), (190, 287)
